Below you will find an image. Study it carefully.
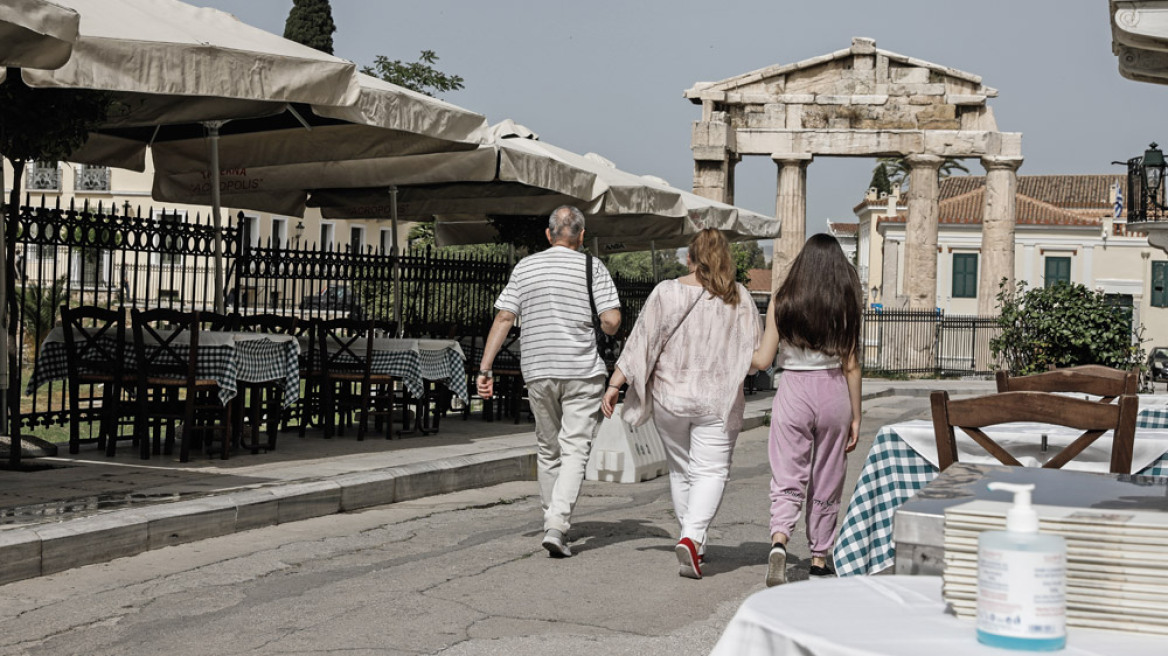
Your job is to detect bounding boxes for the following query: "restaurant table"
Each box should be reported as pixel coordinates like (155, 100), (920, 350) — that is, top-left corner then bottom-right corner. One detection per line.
(29, 326), (301, 407)
(309, 336), (468, 403)
(708, 576), (1168, 656)
(833, 406), (1168, 577)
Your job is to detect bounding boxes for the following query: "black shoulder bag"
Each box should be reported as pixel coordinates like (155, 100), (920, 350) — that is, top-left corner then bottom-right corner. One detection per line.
(586, 253), (620, 364)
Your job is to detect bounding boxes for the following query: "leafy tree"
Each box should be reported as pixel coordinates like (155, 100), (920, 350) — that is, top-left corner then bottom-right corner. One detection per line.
(0, 71), (112, 433)
(730, 240), (767, 284)
(869, 162), (892, 196)
(283, 0), (336, 55)
(604, 250), (687, 281)
(363, 51), (465, 98)
(0, 72), (112, 220)
(874, 156), (970, 191)
(990, 280), (1145, 376)
(405, 222), (508, 258)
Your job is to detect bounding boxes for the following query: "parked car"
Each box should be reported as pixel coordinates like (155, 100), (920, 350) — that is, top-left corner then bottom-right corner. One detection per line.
(1148, 347), (1168, 382)
(300, 285), (364, 319)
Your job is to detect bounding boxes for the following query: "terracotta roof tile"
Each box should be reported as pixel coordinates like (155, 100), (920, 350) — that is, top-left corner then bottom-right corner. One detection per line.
(879, 188), (1099, 227)
(745, 268), (772, 293)
(939, 174), (1125, 210)
(828, 221), (859, 235)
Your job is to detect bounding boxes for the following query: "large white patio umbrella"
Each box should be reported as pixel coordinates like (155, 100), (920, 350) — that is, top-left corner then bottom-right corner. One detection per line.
(301, 122), (686, 224)
(0, 0), (79, 459)
(0, 0), (78, 71)
(144, 73), (489, 331)
(149, 73), (491, 217)
(13, 0), (363, 311)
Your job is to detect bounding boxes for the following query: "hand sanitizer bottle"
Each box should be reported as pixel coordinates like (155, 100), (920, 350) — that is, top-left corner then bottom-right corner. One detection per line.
(977, 482), (1066, 651)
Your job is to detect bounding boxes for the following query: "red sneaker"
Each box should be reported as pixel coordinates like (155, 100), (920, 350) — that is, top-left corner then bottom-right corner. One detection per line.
(676, 537), (702, 580)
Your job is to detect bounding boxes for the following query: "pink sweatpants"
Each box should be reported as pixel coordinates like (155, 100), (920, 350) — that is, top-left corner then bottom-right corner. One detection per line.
(768, 368), (851, 557)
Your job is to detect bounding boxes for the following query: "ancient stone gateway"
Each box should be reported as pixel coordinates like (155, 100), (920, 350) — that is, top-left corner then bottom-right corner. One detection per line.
(686, 37), (1023, 315)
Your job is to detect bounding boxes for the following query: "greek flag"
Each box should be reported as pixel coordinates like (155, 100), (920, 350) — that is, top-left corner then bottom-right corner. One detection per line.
(1115, 182), (1124, 218)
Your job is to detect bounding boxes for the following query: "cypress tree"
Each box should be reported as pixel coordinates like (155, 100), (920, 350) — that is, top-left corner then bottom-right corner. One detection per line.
(284, 0), (336, 55)
(869, 162), (892, 196)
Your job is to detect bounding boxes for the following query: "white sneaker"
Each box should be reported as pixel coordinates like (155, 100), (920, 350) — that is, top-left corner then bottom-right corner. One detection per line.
(542, 529), (572, 558)
(765, 544), (787, 587)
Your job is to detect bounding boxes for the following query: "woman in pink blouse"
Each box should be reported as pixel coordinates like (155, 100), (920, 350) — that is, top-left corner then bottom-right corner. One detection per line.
(602, 229), (761, 580)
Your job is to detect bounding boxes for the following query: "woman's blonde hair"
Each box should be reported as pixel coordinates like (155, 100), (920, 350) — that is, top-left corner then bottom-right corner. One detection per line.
(688, 228), (739, 305)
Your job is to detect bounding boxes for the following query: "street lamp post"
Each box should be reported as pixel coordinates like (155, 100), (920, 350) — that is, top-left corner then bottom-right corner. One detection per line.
(293, 220), (305, 249)
(1115, 142), (1168, 255)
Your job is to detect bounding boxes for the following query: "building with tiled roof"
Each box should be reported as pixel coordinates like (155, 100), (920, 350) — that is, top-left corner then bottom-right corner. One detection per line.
(855, 173), (1168, 347)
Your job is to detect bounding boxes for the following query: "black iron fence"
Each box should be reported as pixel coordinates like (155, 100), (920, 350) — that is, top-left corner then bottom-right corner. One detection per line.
(12, 201), (657, 430)
(860, 308), (1002, 376)
(14, 197), (236, 430)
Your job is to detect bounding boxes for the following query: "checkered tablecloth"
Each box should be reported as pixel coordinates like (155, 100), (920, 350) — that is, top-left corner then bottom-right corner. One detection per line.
(29, 331), (301, 408)
(310, 338), (468, 402)
(832, 409), (1168, 578)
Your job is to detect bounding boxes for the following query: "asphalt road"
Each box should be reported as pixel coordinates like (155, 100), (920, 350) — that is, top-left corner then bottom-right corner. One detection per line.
(0, 394), (933, 656)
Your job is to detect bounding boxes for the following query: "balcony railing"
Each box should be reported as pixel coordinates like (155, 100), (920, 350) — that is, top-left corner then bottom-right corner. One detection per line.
(26, 162), (60, 192)
(74, 165), (110, 192)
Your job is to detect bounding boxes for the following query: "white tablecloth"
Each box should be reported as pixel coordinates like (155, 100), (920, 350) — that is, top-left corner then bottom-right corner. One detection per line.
(709, 576), (1168, 656)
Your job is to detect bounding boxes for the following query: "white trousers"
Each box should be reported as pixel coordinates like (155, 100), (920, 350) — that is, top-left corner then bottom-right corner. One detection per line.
(654, 402), (739, 547)
(526, 375), (605, 533)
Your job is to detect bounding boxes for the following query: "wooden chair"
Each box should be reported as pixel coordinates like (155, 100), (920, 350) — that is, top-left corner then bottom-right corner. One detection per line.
(235, 313), (299, 453)
(930, 390), (1139, 474)
(995, 365), (1138, 402)
(60, 305), (132, 456)
(198, 310), (240, 332)
(131, 308), (233, 461)
(316, 318), (395, 440)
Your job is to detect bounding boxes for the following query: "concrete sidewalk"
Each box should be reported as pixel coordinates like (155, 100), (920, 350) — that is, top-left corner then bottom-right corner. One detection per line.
(0, 378), (998, 585)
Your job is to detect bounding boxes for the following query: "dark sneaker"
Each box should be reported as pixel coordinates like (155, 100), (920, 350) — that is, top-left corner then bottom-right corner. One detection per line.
(542, 529), (572, 558)
(809, 564), (836, 578)
(765, 544), (788, 587)
(676, 537), (702, 579)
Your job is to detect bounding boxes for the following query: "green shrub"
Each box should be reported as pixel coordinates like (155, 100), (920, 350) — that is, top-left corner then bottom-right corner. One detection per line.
(991, 280), (1145, 375)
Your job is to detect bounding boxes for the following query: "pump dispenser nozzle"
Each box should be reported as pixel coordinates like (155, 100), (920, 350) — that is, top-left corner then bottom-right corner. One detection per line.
(988, 482), (1038, 533)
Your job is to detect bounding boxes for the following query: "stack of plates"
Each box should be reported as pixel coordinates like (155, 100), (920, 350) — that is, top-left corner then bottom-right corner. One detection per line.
(942, 500), (1168, 635)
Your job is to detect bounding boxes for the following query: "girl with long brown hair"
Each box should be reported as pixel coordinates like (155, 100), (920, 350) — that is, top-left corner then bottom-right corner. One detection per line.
(751, 233), (862, 586)
(603, 228), (760, 580)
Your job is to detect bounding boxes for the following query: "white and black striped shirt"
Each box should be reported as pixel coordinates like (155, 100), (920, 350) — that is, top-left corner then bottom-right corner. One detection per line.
(495, 246), (620, 382)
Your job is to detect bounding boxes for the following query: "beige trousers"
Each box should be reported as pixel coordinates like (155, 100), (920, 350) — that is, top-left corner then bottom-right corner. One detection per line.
(526, 375), (605, 533)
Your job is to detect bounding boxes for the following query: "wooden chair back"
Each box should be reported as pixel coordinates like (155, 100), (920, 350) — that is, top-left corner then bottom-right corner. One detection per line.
(995, 365), (1138, 403)
(198, 311), (240, 332)
(60, 305), (126, 382)
(237, 313), (298, 335)
(131, 308), (199, 388)
(930, 390), (1138, 474)
(317, 318), (374, 380)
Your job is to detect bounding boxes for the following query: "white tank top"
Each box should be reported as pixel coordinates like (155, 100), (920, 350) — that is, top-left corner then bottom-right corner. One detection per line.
(775, 342), (841, 370)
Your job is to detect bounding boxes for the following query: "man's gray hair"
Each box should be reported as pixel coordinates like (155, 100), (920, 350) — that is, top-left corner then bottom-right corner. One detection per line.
(548, 205), (586, 241)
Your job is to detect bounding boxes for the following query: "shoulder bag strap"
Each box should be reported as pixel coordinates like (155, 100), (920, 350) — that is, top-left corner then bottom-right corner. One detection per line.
(586, 252), (600, 324)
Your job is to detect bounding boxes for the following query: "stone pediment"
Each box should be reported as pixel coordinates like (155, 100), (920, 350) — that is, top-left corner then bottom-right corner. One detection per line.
(686, 37), (996, 103)
(685, 37), (1002, 135)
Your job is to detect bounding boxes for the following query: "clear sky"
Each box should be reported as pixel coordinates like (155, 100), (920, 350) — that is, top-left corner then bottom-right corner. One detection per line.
(197, 1), (1164, 247)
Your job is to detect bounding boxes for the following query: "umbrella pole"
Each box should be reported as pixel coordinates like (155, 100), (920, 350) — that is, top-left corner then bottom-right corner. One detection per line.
(206, 121), (226, 314)
(651, 240), (659, 282)
(0, 156), (8, 437)
(389, 186), (403, 337)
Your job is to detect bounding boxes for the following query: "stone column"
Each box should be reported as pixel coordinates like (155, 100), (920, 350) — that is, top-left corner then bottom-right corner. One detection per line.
(770, 153), (813, 292)
(904, 154), (944, 310)
(978, 156), (1023, 315)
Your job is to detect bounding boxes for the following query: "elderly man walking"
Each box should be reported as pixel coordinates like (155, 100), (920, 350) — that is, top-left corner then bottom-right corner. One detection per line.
(477, 206), (621, 557)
